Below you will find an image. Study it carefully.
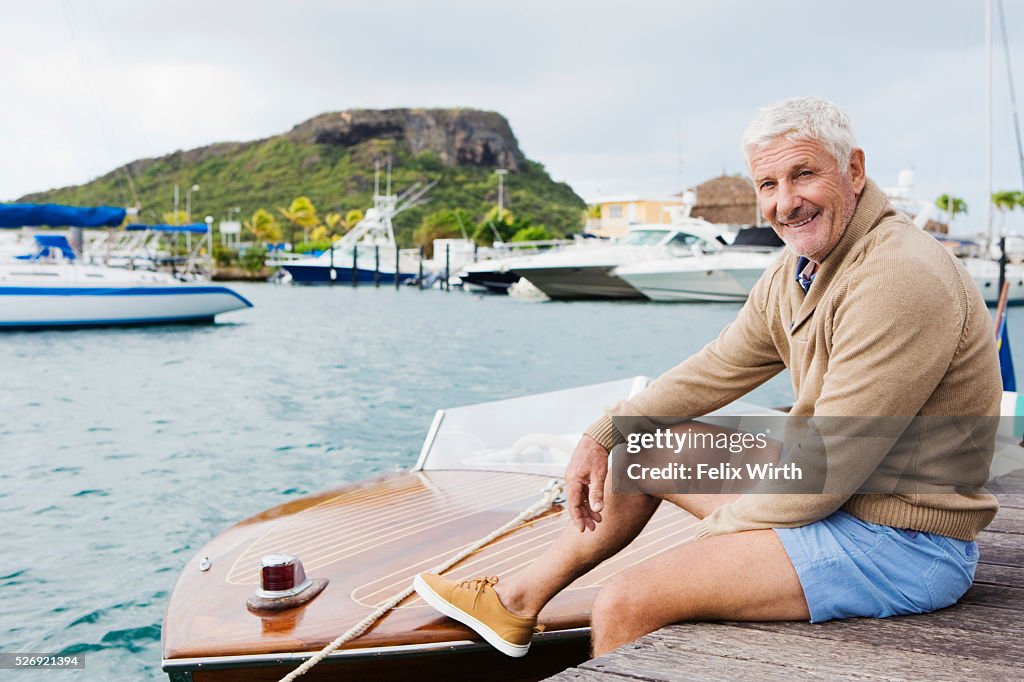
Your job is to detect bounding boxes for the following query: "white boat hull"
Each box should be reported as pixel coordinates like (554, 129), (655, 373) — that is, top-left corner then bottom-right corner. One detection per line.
(502, 221), (730, 300)
(614, 251), (779, 302)
(962, 258), (1024, 305)
(0, 264), (252, 329)
(510, 265), (644, 300)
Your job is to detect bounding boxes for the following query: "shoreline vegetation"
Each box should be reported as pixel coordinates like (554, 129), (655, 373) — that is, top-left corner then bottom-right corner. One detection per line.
(17, 108), (588, 265)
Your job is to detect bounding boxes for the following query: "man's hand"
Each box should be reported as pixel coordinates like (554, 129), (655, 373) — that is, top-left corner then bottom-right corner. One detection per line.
(565, 434), (610, 532)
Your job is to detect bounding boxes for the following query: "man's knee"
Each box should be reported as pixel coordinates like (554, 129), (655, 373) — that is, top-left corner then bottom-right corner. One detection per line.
(591, 576), (658, 632)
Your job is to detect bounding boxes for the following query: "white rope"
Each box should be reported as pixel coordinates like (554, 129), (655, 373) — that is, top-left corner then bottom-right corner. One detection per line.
(279, 478), (566, 681)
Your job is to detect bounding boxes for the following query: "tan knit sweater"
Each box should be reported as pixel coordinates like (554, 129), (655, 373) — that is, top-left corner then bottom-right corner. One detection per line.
(586, 179), (1001, 541)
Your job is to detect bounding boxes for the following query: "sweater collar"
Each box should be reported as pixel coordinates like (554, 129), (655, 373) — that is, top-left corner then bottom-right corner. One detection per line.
(789, 178), (891, 332)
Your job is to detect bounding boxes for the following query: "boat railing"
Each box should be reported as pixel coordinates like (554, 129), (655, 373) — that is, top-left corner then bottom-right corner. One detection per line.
(265, 250), (315, 266)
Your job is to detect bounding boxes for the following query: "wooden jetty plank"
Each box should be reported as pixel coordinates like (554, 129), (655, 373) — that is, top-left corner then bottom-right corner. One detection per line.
(988, 471), (1024, 494)
(973, 562), (1024, 588)
(547, 604), (1024, 681)
(560, 623), (1023, 681)
(549, 642), (829, 682)
(732, 606), (1023, 666)
(960, 581), (1024, 611)
(975, 530), (1024, 568)
(986, 505), (1024, 534)
(995, 493), (1024, 509)
(752, 601), (1019, 636)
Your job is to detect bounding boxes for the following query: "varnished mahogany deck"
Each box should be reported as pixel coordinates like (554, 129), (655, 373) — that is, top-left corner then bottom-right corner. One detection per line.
(162, 469), (702, 679)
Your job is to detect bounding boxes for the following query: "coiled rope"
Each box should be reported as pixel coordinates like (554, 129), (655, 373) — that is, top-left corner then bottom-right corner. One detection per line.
(279, 478), (566, 681)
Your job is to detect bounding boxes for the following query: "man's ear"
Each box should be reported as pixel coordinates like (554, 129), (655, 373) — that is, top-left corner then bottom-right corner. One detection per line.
(849, 148), (866, 194)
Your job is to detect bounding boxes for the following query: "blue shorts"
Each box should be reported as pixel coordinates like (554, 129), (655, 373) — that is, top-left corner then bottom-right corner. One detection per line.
(774, 511), (978, 623)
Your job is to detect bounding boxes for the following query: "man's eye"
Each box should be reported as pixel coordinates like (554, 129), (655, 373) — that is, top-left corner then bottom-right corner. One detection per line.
(798, 170), (813, 177)
(759, 182), (775, 191)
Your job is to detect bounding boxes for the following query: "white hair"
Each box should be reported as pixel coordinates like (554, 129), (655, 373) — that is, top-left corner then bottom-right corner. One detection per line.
(742, 97), (858, 177)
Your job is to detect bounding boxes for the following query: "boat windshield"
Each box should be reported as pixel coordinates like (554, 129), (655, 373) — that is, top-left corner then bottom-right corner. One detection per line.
(668, 232), (714, 247)
(415, 378), (647, 477)
(618, 229), (671, 246)
(414, 378), (788, 478)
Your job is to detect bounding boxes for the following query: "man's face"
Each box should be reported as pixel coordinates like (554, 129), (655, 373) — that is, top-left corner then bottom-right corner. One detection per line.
(749, 137), (866, 263)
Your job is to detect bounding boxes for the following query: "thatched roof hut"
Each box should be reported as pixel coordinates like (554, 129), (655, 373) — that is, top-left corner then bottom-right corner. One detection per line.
(688, 174), (759, 225)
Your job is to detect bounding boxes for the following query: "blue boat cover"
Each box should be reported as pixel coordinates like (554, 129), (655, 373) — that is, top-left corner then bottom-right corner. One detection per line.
(0, 203), (126, 228)
(15, 234), (77, 261)
(126, 223), (209, 234)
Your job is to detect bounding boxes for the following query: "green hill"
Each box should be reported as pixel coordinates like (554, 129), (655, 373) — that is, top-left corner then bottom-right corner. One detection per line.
(18, 108), (586, 246)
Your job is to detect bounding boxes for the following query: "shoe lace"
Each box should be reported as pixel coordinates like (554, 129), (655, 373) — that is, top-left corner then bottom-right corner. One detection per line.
(458, 576), (500, 609)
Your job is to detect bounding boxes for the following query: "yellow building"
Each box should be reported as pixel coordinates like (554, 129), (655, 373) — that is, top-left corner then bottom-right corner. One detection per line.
(585, 196), (680, 237)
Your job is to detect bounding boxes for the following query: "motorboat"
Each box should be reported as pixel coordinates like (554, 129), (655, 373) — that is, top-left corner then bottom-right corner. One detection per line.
(613, 226), (783, 303)
(506, 220), (729, 300)
(160, 373), (1024, 681)
(458, 257), (521, 294)
(0, 203), (252, 330)
(456, 238), (579, 294)
(160, 377), (781, 681)
(961, 257), (1024, 306)
(274, 179), (433, 286)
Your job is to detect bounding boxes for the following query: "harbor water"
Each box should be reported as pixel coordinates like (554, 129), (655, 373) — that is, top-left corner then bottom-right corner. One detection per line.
(1, 283), (1021, 680)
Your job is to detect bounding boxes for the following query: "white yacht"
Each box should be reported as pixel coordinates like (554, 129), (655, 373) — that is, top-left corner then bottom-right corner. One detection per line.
(504, 220), (729, 300)
(961, 257), (1024, 305)
(456, 238), (579, 294)
(613, 226), (783, 303)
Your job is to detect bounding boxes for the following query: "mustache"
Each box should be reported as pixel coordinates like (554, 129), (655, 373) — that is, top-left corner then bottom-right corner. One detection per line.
(777, 208), (820, 224)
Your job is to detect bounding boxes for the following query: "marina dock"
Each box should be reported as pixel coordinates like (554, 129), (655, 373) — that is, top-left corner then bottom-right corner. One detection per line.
(548, 471), (1024, 681)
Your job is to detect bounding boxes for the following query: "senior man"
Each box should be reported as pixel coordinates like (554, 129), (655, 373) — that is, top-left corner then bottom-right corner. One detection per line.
(415, 97), (1000, 658)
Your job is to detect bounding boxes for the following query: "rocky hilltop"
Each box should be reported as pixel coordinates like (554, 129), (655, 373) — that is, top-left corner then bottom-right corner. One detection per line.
(20, 108), (584, 243)
(289, 109), (524, 171)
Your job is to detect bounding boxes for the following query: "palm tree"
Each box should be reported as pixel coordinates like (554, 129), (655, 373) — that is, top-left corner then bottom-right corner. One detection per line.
(992, 190), (1024, 229)
(161, 210), (189, 226)
(277, 196), (320, 245)
(340, 209), (364, 233)
(323, 212), (343, 240)
(936, 194), (968, 226)
(244, 208), (283, 243)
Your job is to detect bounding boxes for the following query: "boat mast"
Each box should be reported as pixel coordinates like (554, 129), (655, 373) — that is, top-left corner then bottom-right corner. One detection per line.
(997, 0), (1024, 194)
(987, 0), (994, 246)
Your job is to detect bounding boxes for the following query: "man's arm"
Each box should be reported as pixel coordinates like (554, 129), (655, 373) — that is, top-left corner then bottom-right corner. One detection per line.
(568, 264), (787, 531)
(587, 263), (788, 450)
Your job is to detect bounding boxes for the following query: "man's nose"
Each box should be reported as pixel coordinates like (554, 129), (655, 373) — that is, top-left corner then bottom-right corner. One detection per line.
(775, 182), (802, 221)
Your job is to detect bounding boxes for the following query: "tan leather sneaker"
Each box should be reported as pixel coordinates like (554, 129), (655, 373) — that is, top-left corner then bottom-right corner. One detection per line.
(413, 573), (537, 657)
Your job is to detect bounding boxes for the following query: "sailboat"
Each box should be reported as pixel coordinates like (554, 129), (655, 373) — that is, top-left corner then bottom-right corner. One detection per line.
(0, 203), (252, 329)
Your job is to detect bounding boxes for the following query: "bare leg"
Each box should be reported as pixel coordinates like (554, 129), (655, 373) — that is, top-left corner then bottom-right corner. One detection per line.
(494, 472), (741, 617)
(589, 528), (808, 655)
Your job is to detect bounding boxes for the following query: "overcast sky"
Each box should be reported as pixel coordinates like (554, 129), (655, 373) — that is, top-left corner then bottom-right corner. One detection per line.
(2, 0), (1023, 236)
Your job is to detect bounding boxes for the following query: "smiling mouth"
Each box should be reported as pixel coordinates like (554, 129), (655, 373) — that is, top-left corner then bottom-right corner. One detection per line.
(781, 211), (820, 228)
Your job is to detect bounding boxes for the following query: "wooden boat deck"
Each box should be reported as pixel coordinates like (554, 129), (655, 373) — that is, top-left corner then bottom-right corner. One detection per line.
(163, 469), (706, 681)
(547, 471), (1024, 681)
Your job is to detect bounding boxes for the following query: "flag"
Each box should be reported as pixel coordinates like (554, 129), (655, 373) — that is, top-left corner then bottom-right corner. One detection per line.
(997, 311), (1017, 391)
